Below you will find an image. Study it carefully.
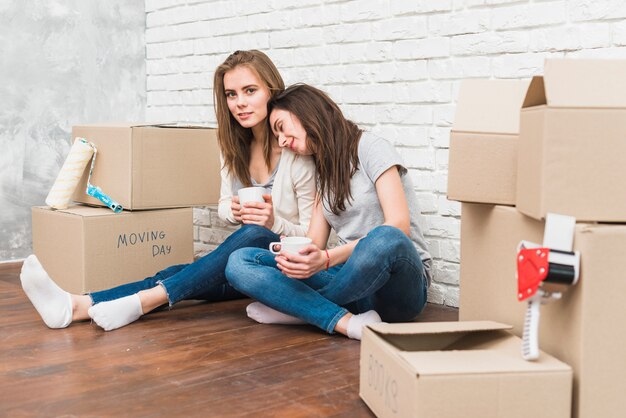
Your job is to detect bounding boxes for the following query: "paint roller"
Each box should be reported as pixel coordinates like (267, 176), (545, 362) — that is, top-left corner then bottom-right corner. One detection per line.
(45, 138), (122, 212)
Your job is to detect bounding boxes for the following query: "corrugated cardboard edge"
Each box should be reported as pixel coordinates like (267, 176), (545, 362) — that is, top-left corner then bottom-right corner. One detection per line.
(32, 205), (122, 217)
(32, 205), (191, 217)
(74, 122), (217, 129)
(367, 320), (512, 335)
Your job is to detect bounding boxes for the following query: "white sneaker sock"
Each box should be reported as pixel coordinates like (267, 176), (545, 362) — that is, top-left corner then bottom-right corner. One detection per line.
(20, 254), (72, 329)
(88, 294), (143, 331)
(246, 302), (306, 325)
(347, 310), (382, 340)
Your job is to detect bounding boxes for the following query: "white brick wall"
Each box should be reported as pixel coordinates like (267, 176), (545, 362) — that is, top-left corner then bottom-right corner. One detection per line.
(145, 0), (626, 308)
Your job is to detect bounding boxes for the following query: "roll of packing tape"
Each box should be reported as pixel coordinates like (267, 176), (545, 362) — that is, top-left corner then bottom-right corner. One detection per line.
(45, 138), (94, 210)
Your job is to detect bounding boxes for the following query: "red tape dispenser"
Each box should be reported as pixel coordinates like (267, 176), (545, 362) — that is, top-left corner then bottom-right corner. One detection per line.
(517, 213), (580, 361)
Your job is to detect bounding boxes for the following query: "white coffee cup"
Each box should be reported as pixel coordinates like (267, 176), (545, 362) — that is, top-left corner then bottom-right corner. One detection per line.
(238, 186), (266, 205)
(269, 237), (313, 255)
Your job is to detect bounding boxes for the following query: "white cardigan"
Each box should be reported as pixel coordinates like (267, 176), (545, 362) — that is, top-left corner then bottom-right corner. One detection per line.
(217, 149), (316, 237)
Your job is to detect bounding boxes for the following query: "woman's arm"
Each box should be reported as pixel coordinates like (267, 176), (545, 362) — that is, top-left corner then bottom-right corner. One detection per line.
(307, 197), (331, 248)
(217, 156), (242, 225)
(270, 155), (316, 236)
(373, 165), (410, 235)
(241, 154), (316, 236)
(275, 197), (330, 278)
(328, 165), (409, 262)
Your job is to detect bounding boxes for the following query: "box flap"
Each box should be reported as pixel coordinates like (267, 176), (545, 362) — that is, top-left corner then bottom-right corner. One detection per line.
(452, 79), (529, 134)
(73, 122), (216, 129)
(521, 76), (546, 108)
(400, 349), (571, 376)
(367, 321), (511, 336)
(142, 122), (217, 129)
(74, 122), (138, 128)
(530, 59), (626, 108)
(34, 205), (123, 217)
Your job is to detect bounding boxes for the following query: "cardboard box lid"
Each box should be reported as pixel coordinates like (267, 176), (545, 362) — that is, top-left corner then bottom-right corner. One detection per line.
(368, 321), (571, 376)
(523, 58), (626, 109)
(34, 205), (121, 217)
(34, 205), (188, 218)
(73, 122), (216, 129)
(367, 320), (511, 336)
(452, 79), (530, 135)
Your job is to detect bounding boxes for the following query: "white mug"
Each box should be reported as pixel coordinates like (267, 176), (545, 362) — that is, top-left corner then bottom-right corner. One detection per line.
(238, 186), (266, 205)
(269, 237), (312, 255)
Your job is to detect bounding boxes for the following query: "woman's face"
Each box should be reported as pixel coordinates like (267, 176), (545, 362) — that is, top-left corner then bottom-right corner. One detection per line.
(269, 109), (312, 155)
(223, 66), (271, 129)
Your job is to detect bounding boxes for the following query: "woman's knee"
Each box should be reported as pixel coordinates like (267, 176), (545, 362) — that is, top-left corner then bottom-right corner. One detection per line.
(366, 225), (415, 257)
(370, 225), (408, 242)
(379, 299), (425, 323)
(225, 248), (254, 278)
(238, 224), (275, 240)
(225, 248), (265, 292)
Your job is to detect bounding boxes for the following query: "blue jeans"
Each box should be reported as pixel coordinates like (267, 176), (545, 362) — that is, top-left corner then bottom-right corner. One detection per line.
(90, 225), (280, 306)
(225, 225), (428, 334)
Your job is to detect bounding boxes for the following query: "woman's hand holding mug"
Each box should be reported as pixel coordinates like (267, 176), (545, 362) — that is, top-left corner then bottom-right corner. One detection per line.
(240, 194), (274, 229)
(236, 187), (274, 229)
(270, 237), (327, 279)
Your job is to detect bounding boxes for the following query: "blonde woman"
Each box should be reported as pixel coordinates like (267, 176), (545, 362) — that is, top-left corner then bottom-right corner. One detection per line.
(21, 51), (315, 331)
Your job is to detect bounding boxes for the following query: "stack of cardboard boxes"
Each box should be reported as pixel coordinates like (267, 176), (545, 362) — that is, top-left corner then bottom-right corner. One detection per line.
(449, 59), (626, 418)
(32, 123), (221, 294)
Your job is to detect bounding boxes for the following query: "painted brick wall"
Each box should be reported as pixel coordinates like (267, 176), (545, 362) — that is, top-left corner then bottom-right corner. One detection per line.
(145, 0), (626, 307)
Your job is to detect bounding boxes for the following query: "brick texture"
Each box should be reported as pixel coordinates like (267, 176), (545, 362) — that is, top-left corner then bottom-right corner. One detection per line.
(145, 0), (626, 307)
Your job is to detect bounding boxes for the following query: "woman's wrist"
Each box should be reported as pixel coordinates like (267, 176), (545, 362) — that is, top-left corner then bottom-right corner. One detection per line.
(324, 249), (330, 271)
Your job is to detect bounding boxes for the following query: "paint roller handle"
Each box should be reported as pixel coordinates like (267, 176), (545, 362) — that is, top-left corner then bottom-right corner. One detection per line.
(87, 185), (123, 213)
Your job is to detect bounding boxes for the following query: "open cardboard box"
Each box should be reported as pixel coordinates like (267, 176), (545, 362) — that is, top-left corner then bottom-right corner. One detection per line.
(517, 58), (626, 221)
(72, 123), (220, 210)
(447, 79), (529, 205)
(360, 320), (571, 418)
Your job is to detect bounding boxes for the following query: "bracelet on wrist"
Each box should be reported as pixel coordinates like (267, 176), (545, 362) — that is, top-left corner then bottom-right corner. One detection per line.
(324, 249), (330, 271)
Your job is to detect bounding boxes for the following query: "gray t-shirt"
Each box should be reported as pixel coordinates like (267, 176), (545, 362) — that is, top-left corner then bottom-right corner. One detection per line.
(322, 132), (432, 284)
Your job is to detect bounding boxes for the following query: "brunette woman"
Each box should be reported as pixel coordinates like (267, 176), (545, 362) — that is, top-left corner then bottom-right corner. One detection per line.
(226, 84), (432, 340)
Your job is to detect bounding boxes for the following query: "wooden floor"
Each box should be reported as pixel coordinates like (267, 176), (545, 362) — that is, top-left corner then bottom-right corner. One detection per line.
(0, 262), (458, 417)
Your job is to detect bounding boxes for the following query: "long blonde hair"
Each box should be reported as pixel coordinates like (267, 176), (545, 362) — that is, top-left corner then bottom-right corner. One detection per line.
(213, 50), (285, 186)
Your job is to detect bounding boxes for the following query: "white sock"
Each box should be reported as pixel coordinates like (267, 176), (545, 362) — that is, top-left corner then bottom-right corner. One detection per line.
(347, 310), (382, 340)
(246, 302), (306, 325)
(20, 254), (72, 329)
(88, 294), (143, 331)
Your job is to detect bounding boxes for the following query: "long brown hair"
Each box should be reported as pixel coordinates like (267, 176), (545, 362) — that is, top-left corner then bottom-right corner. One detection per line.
(213, 50), (285, 186)
(268, 84), (362, 215)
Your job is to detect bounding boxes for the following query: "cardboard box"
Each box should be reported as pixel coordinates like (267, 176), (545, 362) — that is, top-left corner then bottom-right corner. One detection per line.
(460, 203), (626, 418)
(517, 59), (626, 221)
(359, 321), (572, 418)
(447, 79), (529, 205)
(32, 205), (193, 294)
(72, 123), (220, 210)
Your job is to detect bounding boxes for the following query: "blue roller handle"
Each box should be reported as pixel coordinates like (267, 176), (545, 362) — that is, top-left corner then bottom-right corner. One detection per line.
(87, 184), (123, 213)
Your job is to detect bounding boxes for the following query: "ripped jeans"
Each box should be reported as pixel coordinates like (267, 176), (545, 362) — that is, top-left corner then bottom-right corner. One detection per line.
(89, 225), (279, 306)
